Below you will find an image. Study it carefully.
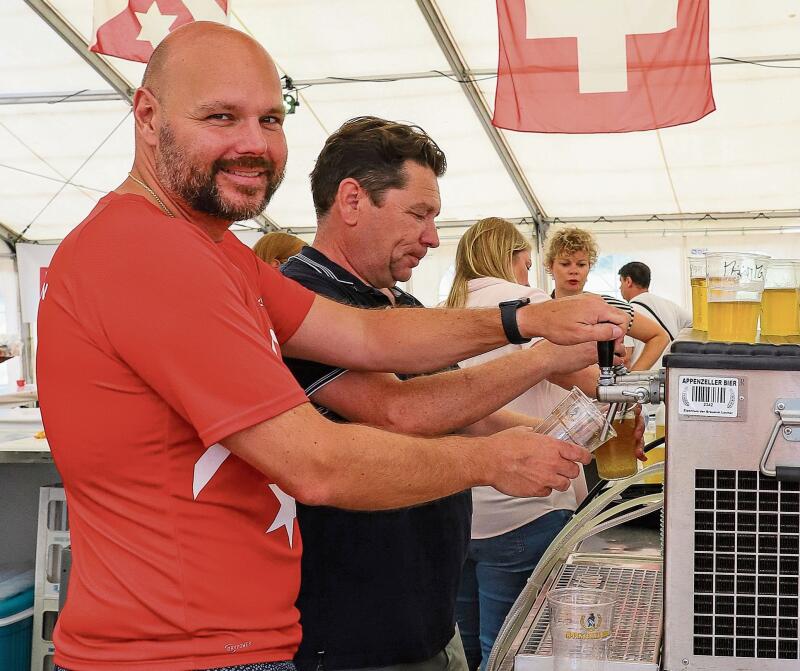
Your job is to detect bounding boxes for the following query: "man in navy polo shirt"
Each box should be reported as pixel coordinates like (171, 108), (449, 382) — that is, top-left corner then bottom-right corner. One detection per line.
(282, 117), (622, 671)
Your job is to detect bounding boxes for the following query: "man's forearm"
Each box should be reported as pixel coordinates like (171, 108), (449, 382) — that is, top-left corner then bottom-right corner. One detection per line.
(382, 347), (554, 436)
(283, 293), (628, 374)
(224, 403), (589, 509)
(223, 405), (493, 510)
(549, 365), (600, 397)
(460, 408), (542, 436)
(295, 421), (490, 510)
(354, 298), (627, 374)
(357, 305), (505, 372)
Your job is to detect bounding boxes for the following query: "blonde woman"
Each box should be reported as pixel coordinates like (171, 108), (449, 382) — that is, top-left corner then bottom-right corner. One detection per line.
(542, 227), (669, 370)
(445, 218), (623, 669)
(252, 231), (305, 269)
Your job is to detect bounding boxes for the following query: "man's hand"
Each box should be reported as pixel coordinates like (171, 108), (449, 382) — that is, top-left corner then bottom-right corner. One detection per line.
(535, 339), (626, 376)
(519, 294), (627, 345)
(484, 427), (592, 497)
(535, 340), (598, 375)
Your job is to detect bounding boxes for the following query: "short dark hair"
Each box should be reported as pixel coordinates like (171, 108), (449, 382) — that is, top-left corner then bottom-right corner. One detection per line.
(619, 261), (651, 289)
(310, 116), (447, 219)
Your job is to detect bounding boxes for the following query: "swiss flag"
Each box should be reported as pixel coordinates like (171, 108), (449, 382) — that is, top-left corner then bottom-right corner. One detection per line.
(90, 0), (229, 63)
(493, 0), (715, 133)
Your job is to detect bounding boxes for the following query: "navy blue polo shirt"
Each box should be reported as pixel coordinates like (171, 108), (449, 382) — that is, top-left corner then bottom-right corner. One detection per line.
(282, 247), (471, 671)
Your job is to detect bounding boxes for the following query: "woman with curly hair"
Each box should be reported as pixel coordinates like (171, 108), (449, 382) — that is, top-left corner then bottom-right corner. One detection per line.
(542, 227), (668, 370)
(543, 227), (598, 299)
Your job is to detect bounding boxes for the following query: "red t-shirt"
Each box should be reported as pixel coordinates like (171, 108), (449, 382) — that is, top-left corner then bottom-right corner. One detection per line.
(37, 194), (316, 670)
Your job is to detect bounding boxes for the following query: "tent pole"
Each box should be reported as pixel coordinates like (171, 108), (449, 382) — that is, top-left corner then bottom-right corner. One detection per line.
(534, 220), (550, 292)
(23, 0), (135, 102)
(415, 0), (547, 228)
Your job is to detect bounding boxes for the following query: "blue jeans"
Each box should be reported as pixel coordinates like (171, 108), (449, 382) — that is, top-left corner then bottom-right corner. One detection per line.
(455, 509), (572, 670)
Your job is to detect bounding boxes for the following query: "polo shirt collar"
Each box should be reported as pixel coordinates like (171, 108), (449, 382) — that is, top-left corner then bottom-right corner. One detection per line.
(296, 246), (418, 304)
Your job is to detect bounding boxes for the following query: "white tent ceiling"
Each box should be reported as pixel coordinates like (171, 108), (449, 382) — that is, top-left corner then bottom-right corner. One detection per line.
(1, 0), (800, 243)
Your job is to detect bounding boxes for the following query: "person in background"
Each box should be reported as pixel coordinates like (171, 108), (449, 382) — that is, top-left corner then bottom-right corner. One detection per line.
(38, 23), (631, 671)
(619, 261), (692, 368)
(445, 218), (643, 669)
(543, 227), (670, 371)
(281, 117), (633, 671)
(253, 230), (305, 268)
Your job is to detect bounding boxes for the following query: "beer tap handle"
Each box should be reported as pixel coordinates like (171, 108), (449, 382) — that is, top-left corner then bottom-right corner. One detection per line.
(597, 340), (615, 370)
(597, 339), (616, 386)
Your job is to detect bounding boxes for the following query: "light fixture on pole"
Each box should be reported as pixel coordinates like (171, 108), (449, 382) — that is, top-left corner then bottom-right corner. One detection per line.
(281, 75), (299, 115)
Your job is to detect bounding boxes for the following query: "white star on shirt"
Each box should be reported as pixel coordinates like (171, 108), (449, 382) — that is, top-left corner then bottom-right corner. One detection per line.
(267, 484), (296, 547)
(134, 1), (178, 49)
(269, 328), (279, 355)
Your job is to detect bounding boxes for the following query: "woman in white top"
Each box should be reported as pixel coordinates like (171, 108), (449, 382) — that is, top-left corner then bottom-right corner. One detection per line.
(446, 218), (601, 669)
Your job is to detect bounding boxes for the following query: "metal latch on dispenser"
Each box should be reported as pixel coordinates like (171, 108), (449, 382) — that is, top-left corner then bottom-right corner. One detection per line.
(760, 399), (800, 481)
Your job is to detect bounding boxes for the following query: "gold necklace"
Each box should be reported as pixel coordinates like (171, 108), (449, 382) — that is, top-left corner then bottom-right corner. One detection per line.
(127, 172), (175, 217)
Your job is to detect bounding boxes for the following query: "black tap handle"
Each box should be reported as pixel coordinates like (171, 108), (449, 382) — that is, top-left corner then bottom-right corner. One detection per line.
(597, 340), (615, 369)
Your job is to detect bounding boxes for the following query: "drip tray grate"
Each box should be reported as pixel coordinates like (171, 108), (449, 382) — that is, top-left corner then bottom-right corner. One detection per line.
(519, 563), (662, 667)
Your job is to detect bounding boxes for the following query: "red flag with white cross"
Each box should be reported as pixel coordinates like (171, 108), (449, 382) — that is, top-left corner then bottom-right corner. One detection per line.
(493, 0), (715, 133)
(90, 0), (229, 63)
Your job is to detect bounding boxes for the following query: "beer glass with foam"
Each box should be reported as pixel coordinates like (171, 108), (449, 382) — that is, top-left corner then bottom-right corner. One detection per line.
(688, 255), (707, 331)
(705, 252), (769, 343)
(760, 260), (800, 337)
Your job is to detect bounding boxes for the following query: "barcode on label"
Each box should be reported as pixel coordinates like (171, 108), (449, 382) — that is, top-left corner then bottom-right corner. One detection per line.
(678, 375), (740, 418)
(691, 385), (726, 404)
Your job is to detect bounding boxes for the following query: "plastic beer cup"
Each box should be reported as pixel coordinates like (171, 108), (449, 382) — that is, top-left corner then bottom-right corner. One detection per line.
(547, 587), (615, 671)
(705, 252), (769, 343)
(536, 387), (616, 452)
(760, 260), (800, 337)
(594, 405), (638, 480)
(688, 255), (707, 331)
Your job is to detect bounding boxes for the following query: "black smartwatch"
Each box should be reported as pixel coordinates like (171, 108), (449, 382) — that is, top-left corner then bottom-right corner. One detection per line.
(499, 297), (532, 344)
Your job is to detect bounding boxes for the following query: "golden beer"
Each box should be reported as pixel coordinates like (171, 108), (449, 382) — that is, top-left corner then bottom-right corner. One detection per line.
(760, 288), (800, 336)
(707, 300), (761, 342)
(642, 445), (665, 484)
(595, 411), (638, 480)
(690, 277), (708, 331)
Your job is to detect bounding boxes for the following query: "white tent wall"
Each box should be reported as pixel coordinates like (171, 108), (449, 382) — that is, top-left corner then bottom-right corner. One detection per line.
(231, 229), (315, 250)
(403, 242), (459, 308)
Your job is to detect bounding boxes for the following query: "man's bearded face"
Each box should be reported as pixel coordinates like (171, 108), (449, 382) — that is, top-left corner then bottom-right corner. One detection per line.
(155, 122), (285, 221)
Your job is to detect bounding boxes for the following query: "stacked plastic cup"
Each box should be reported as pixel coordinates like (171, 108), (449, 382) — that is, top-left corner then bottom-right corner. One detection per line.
(687, 255), (707, 331)
(536, 387), (616, 452)
(547, 587), (616, 671)
(705, 252), (769, 343)
(760, 260), (800, 337)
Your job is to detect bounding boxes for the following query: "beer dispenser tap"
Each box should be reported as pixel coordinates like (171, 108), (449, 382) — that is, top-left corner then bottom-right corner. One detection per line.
(594, 339), (666, 405)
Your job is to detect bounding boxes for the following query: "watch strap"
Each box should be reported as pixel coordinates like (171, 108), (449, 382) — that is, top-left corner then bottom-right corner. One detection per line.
(499, 298), (532, 344)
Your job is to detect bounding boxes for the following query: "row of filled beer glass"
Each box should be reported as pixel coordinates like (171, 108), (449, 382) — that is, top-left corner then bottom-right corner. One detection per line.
(688, 253), (800, 342)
